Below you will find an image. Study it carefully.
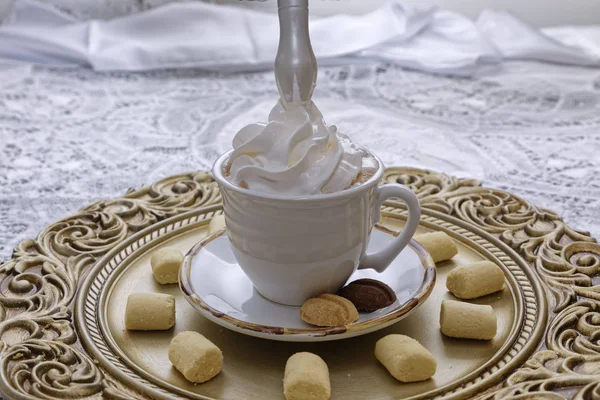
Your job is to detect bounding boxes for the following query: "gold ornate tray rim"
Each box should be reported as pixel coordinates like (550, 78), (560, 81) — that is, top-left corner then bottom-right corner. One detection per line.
(390, 207), (546, 399)
(78, 206), (224, 400)
(0, 167), (598, 400)
(77, 202), (544, 400)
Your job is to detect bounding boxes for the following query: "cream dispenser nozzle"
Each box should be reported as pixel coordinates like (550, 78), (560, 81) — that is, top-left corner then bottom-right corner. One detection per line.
(274, 0), (318, 109)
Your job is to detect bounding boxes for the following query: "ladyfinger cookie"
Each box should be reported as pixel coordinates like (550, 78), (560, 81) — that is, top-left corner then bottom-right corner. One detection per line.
(169, 331), (223, 383)
(375, 334), (437, 382)
(414, 232), (458, 264)
(208, 214), (226, 234)
(284, 352), (330, 400)
(440, 300), (496, 340)
(125, 293), (175, 331)
(151, 247), (184, 285)
(446, 261), (504, 299)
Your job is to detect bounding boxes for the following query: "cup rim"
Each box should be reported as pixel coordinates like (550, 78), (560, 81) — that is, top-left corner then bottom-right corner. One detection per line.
(211, 149), (385, 201)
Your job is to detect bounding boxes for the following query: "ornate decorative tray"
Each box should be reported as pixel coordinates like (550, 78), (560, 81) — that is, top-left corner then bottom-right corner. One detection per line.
(1, 168), (598, 400)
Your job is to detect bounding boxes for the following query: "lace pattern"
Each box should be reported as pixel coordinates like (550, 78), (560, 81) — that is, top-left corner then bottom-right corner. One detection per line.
(0, 61), (599, 259)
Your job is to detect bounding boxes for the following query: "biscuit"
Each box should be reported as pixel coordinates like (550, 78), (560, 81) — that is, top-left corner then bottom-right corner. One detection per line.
(338, 279), (396, 312)
(440, 300), (496, 340)
(169, 331), (223, 383)
(446, 261), (504, 299)
(284, 352), (330, 400)
(208, 214), (226, 234)
(125, 293), (175, 331)
(151, 247), (184, 285)
(414, 232), (458, 264)
(300, 294), (359, 327)
(375, 334), (437, 382)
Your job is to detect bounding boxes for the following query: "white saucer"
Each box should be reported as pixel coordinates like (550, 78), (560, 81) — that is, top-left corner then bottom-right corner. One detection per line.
(180, 225), (436, 342)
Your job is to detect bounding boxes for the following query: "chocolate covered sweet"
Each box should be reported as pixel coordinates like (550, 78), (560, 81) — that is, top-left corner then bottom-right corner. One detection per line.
(338, 279), (396, 312)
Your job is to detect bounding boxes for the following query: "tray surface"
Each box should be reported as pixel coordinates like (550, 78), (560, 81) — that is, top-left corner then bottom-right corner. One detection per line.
(0, 168), (598, 400)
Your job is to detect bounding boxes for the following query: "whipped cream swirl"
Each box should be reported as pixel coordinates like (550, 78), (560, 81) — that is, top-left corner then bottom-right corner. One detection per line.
(227, 101), (366, 195)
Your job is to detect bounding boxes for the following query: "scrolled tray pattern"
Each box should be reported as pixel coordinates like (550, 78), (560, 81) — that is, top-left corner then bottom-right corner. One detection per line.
(0, 168), (599, 400)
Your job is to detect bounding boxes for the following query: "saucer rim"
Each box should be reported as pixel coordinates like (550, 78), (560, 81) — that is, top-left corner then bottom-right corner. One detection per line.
(179, 224), (436, 341)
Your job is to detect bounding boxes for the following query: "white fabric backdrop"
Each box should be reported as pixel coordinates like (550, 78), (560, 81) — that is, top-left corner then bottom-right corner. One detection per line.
(1, 0), (599, 76)
(3, 0), (600, 27)
(0, 60), (599, 260)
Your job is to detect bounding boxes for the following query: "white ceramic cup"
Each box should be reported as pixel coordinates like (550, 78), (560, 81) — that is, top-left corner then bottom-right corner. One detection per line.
(212, 150), (421, 306)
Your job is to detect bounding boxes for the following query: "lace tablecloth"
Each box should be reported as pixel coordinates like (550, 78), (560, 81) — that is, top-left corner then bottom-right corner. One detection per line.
(1, 61), (599, 260)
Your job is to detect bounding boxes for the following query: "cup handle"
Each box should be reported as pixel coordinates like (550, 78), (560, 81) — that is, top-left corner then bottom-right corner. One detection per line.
(358, 184), (421, 273)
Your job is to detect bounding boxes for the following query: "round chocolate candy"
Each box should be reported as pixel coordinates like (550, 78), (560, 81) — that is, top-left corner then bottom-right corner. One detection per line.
(338, 279), (396, 312)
